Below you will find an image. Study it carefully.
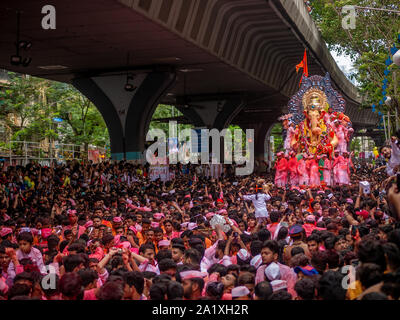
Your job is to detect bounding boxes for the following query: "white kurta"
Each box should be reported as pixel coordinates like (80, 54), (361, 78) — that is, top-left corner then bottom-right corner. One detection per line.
(243, 193), (271, 218)
(387, 140), (400, 176)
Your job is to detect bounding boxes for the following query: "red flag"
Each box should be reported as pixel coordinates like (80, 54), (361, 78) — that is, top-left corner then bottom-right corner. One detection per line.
(296, 49), (308, 86)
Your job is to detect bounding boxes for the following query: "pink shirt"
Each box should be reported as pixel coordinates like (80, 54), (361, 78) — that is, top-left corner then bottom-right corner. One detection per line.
(255, 263), (297, 298)
(7, 247), (46, 281)
(83, 288), (98, 300)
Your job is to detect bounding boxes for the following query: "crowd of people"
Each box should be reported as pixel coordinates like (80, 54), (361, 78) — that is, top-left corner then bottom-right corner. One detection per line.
(1, 136), (400, 301)
(274, 150), (354, 188)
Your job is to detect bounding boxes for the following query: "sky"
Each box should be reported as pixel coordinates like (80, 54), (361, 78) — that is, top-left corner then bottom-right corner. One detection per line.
(330, 49), (358, 85)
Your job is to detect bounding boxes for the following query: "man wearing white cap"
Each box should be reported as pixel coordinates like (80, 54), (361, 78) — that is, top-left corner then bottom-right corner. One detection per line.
(231, 286), (251, 300)
(264, 262), (288, 293)
(180, 270), (207, 300)
(255, 240), (297, 298)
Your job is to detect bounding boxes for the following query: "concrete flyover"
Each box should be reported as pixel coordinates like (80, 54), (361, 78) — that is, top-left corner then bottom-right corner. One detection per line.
(0, 0), (379, 161)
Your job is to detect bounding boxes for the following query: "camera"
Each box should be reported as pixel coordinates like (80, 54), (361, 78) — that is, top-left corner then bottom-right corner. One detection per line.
(233, 232), (238, 238)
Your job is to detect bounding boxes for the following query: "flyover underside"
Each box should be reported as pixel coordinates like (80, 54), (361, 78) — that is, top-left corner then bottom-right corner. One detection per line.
(0, 0), (379, 161)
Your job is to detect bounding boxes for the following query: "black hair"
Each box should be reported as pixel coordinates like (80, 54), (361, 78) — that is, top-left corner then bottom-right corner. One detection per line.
(149, 282), (168, 300)
(325, 250), (340, 269)
(155, 250), (172, 263)
(262, 240), (279, 254)
(172, 244), (185, 255)
(254, 281), (273, 300)
(167, 281), (184, 300)
(250, 240), (263, 256)
(387, 229), (400, 250)
(63, 254), (85, 273)
(238, 271), (255, 286)
(361, 292), (388, 300)
(270, 211), (281, 223)
(295, 278), (316, 300)
(270, 290), (292, 300)
(257, 229), (271, 242)
(139, 243), (155, 255)
(357, 240), (387, 272)
(307, 234), (320, 243)
(206, 281), (224, 299)
(59, 272), (84, 300)
(227, 264), (240, 275)
(17, 232), (33, 244)
(14, 272), (34, 285)
(97, 280), (124, 300)
(68, 242), (86, 254)
(77, 269), (99, 288)
(311, 251), (328, 274)
(158, 258), (177, 272)
(7, 283), (32, 299)
(124, 271), (144, 295)
(290, 246), (305, 257)
(317, 270), (346, 300)
(383, 242), (400, 272)
(358, 263), (383, 290)
(101, 234), (114, 246)
(207, 263), (228, 277)
(183, 248), (201, 265)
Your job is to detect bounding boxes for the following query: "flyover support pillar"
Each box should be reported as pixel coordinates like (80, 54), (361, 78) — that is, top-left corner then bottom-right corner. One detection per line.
(73, 70), (176, 162)
(240, 122), (270, 175)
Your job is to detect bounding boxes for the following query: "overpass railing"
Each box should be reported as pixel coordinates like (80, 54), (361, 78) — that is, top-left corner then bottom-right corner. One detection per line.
(0, 141), (107, 166)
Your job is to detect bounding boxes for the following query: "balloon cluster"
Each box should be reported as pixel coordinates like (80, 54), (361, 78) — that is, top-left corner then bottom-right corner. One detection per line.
(210, 214), (231, 233)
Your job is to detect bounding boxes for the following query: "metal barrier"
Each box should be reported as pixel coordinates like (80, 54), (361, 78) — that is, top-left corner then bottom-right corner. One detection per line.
(0, 141), (106, 165)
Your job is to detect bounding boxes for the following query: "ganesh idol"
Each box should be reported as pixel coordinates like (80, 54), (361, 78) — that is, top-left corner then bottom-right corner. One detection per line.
(290, 88), (338, 158)
(275, 73), (354, 188)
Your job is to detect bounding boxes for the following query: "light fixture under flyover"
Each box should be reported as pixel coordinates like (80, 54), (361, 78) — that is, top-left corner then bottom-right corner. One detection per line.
(10, 11), (32, 67)
(125, 73), (137, 92)
(178, 68), (204, 73)
(38, 65), (68, 70)
(18, 40), (32, 50)
(22, 57), (32, 67)
(10, 55), (22, 66)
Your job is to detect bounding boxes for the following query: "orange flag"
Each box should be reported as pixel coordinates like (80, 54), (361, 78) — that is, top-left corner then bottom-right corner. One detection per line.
(296, 49), (308, 86)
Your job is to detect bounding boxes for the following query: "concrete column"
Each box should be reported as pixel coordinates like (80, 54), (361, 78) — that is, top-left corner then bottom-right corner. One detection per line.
(240, 122), (270, 174)
(73, 70), (176, 162)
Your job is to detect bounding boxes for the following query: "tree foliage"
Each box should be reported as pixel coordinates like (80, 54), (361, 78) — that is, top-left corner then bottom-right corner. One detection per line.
(309, 0), (400, 120)
(0, 72), (109, 155)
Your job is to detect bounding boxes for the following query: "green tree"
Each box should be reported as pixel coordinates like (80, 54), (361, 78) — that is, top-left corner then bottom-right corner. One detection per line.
(309, 0), (400, 133)
(0, 72), (109, 159)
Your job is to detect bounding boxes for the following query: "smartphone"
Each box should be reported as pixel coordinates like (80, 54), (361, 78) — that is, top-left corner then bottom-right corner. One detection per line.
(397, 173), (400, 192)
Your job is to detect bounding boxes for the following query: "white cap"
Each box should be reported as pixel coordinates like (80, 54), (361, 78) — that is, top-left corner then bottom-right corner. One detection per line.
(271, 280), (288, 292)
(231, 286), (250, 298)
(237, 249), (251, 261)
(250, 254), (262, 269)
(264, 262), (281, 281)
